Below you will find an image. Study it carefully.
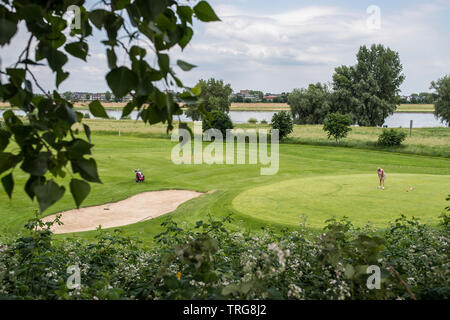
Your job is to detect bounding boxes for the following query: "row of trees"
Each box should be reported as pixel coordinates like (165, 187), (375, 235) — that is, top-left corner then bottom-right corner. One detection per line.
(400, 92), (437, 104)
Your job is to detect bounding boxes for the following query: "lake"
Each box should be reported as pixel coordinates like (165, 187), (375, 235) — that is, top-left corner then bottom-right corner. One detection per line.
(1, 109), (447, 128)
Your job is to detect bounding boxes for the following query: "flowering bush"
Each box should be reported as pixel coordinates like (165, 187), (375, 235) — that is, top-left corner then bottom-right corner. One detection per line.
(0, 211), (448, 300)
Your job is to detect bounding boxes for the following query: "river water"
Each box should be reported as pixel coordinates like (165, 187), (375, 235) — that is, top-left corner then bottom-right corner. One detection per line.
(1, 109), (447, 128)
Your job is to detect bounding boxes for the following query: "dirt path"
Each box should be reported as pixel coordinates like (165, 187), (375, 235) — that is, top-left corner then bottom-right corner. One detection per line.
(42, 190), (204, 234)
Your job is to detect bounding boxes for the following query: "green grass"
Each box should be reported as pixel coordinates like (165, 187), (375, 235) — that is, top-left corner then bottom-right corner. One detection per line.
(233, 173), (450, 229)
(75, 120), (450, 158)
(1, 127), (449, 245)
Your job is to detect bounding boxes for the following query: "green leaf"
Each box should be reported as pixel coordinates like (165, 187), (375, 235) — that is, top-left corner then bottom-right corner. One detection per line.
(0, 19), (18, 45)
(83, 123), (91, 143)
(113, 0), (131, 10)
(24, 175), (45, 200)
(56, 70), (69, 87)
(71, 158), (102, 183)
(154, 89), (167, 109)
(157, 53), (170, 74)
(179, 26), (193, 49)
(64, 41), (89, 61)
(177, 6), (193, 24)
(121, 101), (135, 118)
(130, 45), (146, 59)
(66, 139), (92, 159)
(69, 178), (90, 208)
(20, 152), (50, 176)
(6, 68), (26, 87)
(177, 60), (196, 71)
(106, 48), (117, 69)
(106, 67), (138, 98)
(0, 128), (11, 151)
(89, 9), (109, 29)
(1, 173), (14, 199)
(140, 106), (161, 124)
(89, 100), (109, 118)
(35, 180), (65, 212)
(193, 1), (221, 22)
(46, 48), (68, 72)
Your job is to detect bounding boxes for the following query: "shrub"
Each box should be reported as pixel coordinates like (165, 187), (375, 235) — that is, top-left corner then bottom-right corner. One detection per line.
(247, 117), (258, 124)
(1, 212), (449, 300)
(83, 113), (91, 119)
(377, 129), (407, 146)
(271, 111), (293, 140)
(323, 113), (353, 143)
(202, 110), (233, 136)
(260, 119), (268, 124)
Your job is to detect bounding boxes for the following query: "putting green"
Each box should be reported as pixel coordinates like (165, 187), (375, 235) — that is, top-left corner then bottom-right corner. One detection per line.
(232, 174), (450, 229)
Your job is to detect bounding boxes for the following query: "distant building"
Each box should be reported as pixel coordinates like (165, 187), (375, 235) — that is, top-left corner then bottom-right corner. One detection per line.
(263, 94), (280, 102)
(72, 92), (90, 101)
(70, 92), (115, 102)
(233, 90), (261, 102)
(122, 93), (133, 102)
(91, 92), (106, 101)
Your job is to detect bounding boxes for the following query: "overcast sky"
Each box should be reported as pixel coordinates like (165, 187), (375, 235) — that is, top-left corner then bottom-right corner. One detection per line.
(1, 0), (449, 95)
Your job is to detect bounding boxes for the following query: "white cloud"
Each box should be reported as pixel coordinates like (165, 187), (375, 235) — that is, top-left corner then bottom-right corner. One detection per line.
(1, 1), (449, 94)
(172, 1), (450, 93)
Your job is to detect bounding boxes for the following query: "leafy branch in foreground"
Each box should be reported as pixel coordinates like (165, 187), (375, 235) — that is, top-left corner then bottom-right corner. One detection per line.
(0, 0), (220, 212)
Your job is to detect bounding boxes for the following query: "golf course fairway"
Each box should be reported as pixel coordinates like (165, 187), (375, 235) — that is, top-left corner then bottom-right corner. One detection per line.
(1, 133), (449, 242)
(232, 173), (450, 228)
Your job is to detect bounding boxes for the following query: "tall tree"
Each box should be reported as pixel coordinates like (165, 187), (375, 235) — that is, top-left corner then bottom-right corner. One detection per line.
(332, 44), (405, 126)
(185, 78), (232, 120)
(105, 91), (111, 102)
(431, 74), (450, 126)
(288, 83), (331, 124)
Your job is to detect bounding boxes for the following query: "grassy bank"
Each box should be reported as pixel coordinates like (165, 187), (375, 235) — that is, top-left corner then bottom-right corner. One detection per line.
(75, 119), (450, 158)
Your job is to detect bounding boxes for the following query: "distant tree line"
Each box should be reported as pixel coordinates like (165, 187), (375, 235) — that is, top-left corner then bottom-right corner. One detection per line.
(399, 92), (437, 104)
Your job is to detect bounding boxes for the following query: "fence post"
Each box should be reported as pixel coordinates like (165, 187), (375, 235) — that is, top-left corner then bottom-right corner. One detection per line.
(410, 120), (413, 136)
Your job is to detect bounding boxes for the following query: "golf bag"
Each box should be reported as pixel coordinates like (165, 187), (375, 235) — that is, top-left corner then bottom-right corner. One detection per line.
(134, 169), (145, 182)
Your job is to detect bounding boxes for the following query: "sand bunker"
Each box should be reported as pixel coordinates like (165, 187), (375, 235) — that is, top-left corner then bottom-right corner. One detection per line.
(42, 190), (203, 234)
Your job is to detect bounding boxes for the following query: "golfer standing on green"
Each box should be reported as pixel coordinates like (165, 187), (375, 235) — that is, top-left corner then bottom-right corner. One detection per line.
(377, 168), (386, 189)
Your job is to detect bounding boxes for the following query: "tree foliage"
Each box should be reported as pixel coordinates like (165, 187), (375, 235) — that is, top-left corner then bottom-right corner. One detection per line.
(431, 74), (450, 126)
(377, 129), (407, 146)
(332, 44), (405, 126)
(202, 109), (233, 137)
(288, 83), (331, 124)
(323, 113), (352, 143)
(271, 111), (293, 140)
(0, 0), (220, 212)
(1, 213), (449, 299)
(185, 78), (233, 121)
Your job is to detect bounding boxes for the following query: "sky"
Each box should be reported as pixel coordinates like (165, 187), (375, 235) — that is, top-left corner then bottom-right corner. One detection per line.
(1, 0), (449, 95)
